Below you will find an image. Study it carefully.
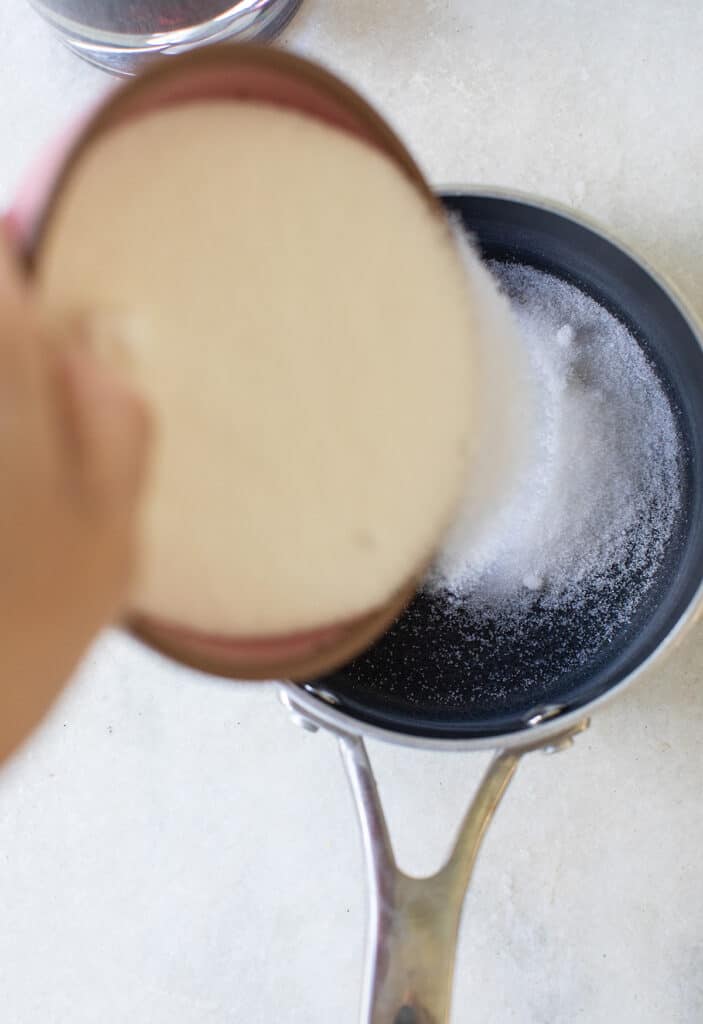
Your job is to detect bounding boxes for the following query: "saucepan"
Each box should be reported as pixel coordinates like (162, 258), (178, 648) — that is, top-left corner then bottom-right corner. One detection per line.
(278, 191), (703, 1023)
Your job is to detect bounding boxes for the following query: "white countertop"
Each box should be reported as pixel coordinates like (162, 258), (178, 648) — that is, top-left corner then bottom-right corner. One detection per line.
(1, 3), (702, 1022)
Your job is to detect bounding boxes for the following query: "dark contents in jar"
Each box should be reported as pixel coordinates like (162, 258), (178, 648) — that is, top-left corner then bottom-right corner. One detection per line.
(45, 1), (238, 34)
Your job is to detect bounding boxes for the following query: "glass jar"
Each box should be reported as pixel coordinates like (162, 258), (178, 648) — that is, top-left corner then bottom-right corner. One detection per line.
(29, 0), (302, 75)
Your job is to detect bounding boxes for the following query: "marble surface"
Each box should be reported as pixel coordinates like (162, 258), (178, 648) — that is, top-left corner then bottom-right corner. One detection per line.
(0, 2), (702, 1022)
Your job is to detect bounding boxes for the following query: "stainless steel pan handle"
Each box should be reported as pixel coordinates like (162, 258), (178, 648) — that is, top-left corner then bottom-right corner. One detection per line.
(340, 723), (588, 1024)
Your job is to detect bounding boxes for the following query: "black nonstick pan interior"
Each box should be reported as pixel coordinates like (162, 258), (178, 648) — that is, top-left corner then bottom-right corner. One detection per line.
(305, 193), (703, 741)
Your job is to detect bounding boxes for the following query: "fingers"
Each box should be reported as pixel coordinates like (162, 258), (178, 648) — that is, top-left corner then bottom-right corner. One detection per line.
(0, 232), (39, 363)
(0, 234), (38, 383)
(60, 345), (152, 515)
(0, 230), (151, 523)
(0, 237), (60, 480)
(0, 228), (29, 305)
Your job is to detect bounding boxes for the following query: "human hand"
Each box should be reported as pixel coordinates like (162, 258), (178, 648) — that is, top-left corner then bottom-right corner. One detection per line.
(0, 234), (150, 763)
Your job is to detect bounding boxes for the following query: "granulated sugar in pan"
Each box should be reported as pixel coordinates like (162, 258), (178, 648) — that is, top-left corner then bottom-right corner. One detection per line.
(323, 262), (684, 714)
(431, 263), (682, 613)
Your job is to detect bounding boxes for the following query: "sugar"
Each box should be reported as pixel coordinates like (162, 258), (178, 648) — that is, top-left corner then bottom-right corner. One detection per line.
(427, 237), (540, 597)
(440, 226), (539, 565)
(555, 323), (575, 347)
(321, 259), (683, 715)
(522, 573), (544, 592)
(430, 262), (682, 623)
